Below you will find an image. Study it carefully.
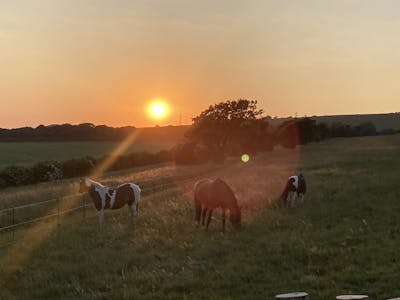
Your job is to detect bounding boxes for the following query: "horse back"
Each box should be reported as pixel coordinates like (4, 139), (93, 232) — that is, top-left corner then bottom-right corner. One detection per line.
(112, 183), (136, 209)
(212, 178), (239, 209)
(194, 178), (238, 210)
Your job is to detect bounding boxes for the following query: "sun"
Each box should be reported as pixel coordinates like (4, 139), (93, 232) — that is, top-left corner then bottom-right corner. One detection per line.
(147, 99), (170, 120)
(152, 103), (165, 117)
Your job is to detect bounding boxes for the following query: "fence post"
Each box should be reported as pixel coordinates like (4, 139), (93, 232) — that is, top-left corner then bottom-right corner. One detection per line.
(82, 197), (86, 219)
(57, 198), (60, 226)
(12, 207), (15, 240)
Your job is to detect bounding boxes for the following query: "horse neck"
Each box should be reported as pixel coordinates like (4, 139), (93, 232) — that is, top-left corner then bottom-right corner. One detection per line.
(87, 179), (107, 194)
(226, 196), (240, 214)
(229, 205), (240, 215)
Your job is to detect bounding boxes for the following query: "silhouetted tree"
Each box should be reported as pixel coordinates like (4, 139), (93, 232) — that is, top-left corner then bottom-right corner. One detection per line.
(183, 99), (267, 163)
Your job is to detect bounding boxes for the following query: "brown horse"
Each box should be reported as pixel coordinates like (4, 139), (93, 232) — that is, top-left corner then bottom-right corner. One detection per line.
(194, 178), (241, 231)
(79, 177), (141, 224)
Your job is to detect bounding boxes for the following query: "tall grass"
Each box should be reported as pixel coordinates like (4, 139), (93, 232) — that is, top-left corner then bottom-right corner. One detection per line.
(0, 134), (399, 299)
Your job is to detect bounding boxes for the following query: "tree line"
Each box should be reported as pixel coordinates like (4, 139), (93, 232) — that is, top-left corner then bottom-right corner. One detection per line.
(0, 123), (188, 142)
(0, 123), (135, 141)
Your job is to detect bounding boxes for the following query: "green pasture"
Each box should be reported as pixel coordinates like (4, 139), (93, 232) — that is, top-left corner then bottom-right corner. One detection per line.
(0, 134), (400, 299)
(0, 140), (176, 168)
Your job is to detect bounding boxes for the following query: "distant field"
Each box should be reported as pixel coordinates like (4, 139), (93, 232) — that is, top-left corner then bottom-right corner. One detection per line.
(1, 134), (400, 299)
(0, 140), (177, 168)
(268, 112), (400, 131)
(313, 113), (400, 131)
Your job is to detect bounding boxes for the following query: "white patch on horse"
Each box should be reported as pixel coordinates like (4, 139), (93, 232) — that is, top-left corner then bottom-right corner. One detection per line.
(85, 178), (109, 209)
(289, 175), (299, 189)
(107, 190), (116, 208)
(93, 185), (107, 209)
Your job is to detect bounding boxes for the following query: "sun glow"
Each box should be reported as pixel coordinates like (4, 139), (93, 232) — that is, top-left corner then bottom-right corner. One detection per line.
(148, 99), (169, 120)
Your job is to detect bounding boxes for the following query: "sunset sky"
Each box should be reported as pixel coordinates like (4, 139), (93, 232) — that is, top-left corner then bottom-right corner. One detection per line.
(1, 0), (400, 128)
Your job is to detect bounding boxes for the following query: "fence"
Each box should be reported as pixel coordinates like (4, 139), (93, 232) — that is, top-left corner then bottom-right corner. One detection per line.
(0, 194), (88, 245)
(0, 167), (222, 246)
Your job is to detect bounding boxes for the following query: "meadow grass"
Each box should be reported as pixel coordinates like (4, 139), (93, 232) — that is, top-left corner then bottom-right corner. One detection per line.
(0, 140), (176, 168)
(0, 134), (400, 299)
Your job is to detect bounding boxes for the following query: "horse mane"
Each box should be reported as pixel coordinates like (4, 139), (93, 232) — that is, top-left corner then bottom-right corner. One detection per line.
(85, 177), (105, 189)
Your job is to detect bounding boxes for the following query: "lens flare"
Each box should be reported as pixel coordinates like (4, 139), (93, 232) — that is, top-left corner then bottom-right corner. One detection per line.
(241, 154), (250, 162)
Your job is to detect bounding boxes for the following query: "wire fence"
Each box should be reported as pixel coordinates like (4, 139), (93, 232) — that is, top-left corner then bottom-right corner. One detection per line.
(0, 167), (222, 247)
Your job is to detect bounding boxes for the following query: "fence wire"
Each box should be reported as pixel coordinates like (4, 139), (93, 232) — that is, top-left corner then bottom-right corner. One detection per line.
(0, 167), (222, 246)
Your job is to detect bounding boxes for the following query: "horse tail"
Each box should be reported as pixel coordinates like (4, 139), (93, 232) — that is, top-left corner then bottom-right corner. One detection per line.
(132, 184), (141, 204)
(130, 184), (141, 215)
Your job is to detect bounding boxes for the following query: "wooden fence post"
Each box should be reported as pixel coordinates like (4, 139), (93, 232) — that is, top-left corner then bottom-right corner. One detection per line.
(82, 197), (86, 219)
(57, 198), (60, 226)
(12, 207), (15, 240)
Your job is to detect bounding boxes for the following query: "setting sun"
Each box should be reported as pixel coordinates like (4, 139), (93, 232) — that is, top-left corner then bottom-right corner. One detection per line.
(147, 99), (170, 120)
(152, 104), (165, 117)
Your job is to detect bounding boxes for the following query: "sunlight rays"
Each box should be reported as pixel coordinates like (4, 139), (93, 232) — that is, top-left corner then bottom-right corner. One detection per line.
(90, 129), (140, 179)
(0, 129), (141, 285)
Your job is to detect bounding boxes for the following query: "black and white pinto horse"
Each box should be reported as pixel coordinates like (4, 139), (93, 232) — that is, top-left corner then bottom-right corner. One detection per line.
(79, 177), (141, 224)
(194, 178), (241, 231)
(280, 174), (307, 208)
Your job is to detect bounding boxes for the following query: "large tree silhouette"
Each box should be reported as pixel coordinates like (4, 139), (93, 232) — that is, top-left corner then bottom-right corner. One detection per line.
(181, 99), (268, 163)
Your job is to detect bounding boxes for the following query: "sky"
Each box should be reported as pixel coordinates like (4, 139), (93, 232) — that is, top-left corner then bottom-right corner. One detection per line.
(1, 0), (400, 128)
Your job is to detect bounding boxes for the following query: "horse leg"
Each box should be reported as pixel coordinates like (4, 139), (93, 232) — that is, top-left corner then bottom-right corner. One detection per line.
(195, 203), (202, 226)
(98, 209), (104, 224)
(206, 209), (213, 230)
(201, 207), (208, 226)
(222, 210), (226, 232)
(299, 193), (304, 203)
(289, 192), (296, 208)
(280, 187), (289, 208)
(130, 203), (137, 218)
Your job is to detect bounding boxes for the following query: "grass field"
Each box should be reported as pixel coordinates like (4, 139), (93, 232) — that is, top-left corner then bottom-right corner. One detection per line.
(0, 140), (176, 168)
(0, 125), (188, 168)
(0, 134), (400, 299)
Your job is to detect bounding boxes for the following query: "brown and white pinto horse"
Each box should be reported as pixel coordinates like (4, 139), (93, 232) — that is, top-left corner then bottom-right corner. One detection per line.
(79, 177), (141, 224)
(194, 178), (241, 231)
(280, 173), (307, 208)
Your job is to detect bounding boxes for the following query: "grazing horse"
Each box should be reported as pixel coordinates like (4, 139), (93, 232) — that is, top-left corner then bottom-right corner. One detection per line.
(194, 178), (241, 231)
(280, 173), (306, 208)
(79, 177), (141, 224)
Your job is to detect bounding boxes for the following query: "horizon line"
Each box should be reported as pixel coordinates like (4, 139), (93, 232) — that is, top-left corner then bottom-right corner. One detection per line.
(1, 111), (399, 130)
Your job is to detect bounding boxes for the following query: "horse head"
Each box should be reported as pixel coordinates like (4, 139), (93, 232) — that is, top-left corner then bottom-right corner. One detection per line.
(79, 177), (89, 193)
